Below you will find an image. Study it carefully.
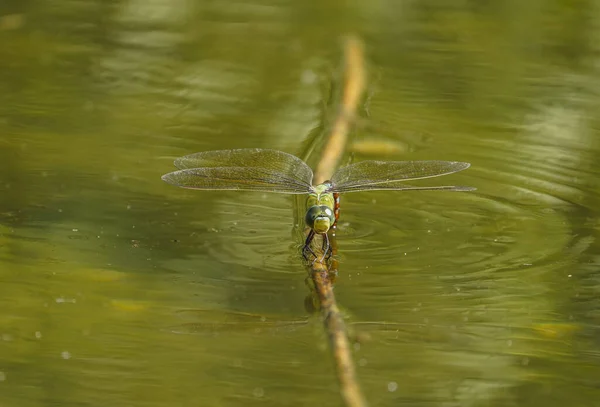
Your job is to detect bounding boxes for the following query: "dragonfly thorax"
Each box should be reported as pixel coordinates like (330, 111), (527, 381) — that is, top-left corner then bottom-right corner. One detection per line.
(306, 184), (334, 208)
(305, 186), (335, 233)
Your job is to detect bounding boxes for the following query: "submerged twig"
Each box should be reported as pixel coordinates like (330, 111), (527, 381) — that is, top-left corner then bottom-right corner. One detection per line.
(309, 35), (368, 407)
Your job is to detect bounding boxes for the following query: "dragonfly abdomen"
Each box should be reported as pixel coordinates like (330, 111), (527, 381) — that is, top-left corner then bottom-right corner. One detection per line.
(331, 192), (340, 236)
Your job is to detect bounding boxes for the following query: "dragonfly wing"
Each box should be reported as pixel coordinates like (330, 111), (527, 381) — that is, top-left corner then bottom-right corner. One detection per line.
(329, 160), (473, 193)
(330, 184), (476, 192)
(175, 148), (312, 181)
(164, 148), (314, 193)
(162, 166), (313, 193)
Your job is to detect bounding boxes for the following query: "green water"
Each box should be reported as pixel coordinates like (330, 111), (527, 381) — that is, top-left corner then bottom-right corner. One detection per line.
(1, 1), (600, 406)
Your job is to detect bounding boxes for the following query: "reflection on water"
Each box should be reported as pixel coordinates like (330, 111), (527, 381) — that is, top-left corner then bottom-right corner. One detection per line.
(2, 1), (600, 406)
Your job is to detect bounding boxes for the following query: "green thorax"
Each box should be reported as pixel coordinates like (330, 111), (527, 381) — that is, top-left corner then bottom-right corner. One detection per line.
(306, 183), (335, 211)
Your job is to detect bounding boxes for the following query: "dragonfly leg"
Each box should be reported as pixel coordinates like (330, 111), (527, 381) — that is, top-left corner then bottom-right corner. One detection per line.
(302, 229), (317, 260)
(319, 232), (331, 262)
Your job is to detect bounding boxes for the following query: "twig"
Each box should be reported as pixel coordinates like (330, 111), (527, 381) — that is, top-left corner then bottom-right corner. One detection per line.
(310, 35), (368, 407)
(314, 36), (365, 185)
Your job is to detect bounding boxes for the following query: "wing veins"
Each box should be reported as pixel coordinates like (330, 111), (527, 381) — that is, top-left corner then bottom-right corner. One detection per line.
(162, 166), (313, 194)
(328, 184), (475, 193)
(329, 160), (471, 193)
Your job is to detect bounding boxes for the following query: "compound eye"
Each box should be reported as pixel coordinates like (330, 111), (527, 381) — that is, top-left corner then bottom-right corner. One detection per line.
(304, 206), (321, 228)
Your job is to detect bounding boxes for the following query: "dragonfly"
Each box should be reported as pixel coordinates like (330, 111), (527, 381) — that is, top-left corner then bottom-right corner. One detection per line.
(161, 148), (474, 260)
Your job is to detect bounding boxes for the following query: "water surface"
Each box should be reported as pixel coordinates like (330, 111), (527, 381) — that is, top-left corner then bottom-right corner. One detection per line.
(1, 1), (600, 406)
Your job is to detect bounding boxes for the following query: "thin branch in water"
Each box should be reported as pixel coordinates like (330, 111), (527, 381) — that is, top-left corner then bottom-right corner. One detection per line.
(309, 34), (369, 407)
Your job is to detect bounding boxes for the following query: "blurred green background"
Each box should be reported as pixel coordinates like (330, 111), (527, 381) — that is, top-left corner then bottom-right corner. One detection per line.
(1, 1), (600, 406)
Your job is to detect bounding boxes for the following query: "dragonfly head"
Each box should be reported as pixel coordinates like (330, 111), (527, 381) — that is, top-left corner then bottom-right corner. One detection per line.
(305, 205), (335, 233)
